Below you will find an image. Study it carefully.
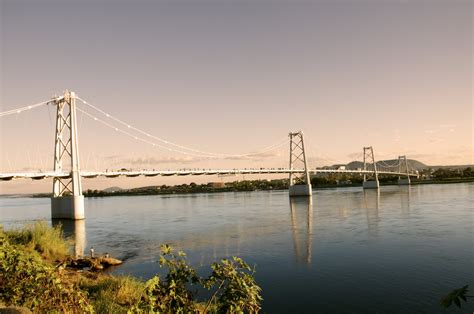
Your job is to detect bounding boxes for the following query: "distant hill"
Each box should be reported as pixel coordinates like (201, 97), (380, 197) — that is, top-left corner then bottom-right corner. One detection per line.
(103, 186), (123, 192)
(427, 165), (474, 170)
(345, 159), (427, 171)
(339, 159), (471, 171)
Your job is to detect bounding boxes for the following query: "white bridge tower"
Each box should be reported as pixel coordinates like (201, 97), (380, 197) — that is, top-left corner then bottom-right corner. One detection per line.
(51, 91), (84, 220)
(363, 146), (379, 189)
(397, 155), (411, 185)
(288, 131), (312, 196)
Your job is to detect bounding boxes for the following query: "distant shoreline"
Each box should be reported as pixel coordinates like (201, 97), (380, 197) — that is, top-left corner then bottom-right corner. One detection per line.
(14, 177), (472, 199)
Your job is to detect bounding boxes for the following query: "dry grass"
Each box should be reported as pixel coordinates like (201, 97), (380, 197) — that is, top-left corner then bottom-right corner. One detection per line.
(5, 221), (70, 261)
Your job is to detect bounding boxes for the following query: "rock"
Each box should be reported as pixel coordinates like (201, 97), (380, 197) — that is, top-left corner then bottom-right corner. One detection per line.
(100, 257), (123, 266)
(67, 255), (123, 271)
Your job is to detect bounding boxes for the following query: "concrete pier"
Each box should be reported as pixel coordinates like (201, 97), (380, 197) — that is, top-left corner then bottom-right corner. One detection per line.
(397, 178), (411, 185)
(363, 180), (380, 189)
(289, 184), (313, 196)
(51, 195), (85, 220)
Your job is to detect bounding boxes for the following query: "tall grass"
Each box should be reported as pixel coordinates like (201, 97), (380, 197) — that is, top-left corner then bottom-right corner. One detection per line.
(80, 275), (145, 313)
(0, 227), (93, 313)
(5, 221), (70, 261)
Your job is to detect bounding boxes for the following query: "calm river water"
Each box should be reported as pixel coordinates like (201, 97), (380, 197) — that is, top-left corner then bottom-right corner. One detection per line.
(1, 183), (473, 313)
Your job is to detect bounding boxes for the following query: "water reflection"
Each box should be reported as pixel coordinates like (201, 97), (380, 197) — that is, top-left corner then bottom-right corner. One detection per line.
(363, 189), (380, 236)
(399, 186), (411, 215)
(289, 197), (313, 265)
(52, 219), (86, 258)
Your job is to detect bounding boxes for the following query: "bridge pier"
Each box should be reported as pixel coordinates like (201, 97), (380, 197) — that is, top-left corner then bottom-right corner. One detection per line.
(397, 178), (411, 185)
(363, 180), (380, 189)
(289, 184), (313, 196)
(51, 196), (85, 220)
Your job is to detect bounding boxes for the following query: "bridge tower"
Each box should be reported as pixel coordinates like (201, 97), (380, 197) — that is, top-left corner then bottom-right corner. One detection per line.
(288, 131), (312, 196)
(51, 91), (84, 220)
(397, 155), (411, 185)
(362, 146), (379, 189)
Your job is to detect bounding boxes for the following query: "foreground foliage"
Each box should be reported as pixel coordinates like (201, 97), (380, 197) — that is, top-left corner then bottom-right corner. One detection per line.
(135, 244), (262, 313)
(0, 226), (92, 313)
(0, 223), (262, 313)
(440, 285), (472, 309)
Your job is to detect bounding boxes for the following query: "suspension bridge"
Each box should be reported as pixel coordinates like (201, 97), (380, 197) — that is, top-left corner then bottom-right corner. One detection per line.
(0, 91), (417, 220)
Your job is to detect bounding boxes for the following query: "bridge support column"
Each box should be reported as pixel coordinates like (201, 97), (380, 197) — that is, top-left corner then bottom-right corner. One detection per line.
(397, 155), (411, 186)
(289, 184), (313, 196)
(397, 178), (411, 185)
(363, 180), (380, 189)
(51, 91), (84, 220)
(288, 131), (312, 197)
(363, 146), (379, 189)
(51, 196), (84, 220)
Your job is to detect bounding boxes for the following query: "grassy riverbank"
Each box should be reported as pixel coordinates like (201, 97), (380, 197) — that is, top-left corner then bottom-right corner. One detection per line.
(0, 222), (262, 313)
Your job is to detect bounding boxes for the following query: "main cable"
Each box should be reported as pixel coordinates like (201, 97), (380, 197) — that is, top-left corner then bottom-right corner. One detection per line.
(76, 106), (289, 159)
(0, 99), (54, 117)
(76, 96), (289, 158)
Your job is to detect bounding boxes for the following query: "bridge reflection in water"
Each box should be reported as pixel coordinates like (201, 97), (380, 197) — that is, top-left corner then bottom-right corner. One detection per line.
(44, 187), (412, 266)
(289, 197), (313, 265)
(52, 219), (86, 258)
(363, 189), (380, 237)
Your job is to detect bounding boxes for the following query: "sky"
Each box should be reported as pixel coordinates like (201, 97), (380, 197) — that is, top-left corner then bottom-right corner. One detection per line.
(0, 0), (472, 193)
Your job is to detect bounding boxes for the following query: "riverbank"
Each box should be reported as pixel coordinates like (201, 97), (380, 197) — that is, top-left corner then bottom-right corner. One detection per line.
(0, 222), (262, 313)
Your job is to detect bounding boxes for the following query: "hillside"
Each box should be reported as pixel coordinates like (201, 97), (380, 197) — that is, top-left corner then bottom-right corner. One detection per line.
(344, 159), (426, 171)
(340, 160), (472, 171)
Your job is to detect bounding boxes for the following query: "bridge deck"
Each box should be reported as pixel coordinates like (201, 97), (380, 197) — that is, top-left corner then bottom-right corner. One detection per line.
(0, 169), (418, 181)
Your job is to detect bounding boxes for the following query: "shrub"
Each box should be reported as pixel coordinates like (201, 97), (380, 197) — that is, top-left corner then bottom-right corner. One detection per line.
(134, 244), (263, 313)
(204, 257), (262, 313)
(0, 231), (92, 313)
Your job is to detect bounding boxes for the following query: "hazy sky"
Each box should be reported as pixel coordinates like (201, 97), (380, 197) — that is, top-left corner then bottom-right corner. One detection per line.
(0, 0), (472, 192)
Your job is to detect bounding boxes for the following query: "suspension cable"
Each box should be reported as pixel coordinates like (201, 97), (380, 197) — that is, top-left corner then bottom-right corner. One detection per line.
(377, 159), (401, 168)
(76, 96), (289, 158)
(0, 99), (53, 117)
(76, 107), (289, 159)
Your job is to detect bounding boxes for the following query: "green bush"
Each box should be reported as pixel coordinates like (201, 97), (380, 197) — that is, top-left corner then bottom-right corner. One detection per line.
(1, 224), (262, 313)
(134, 244), (262, 313)
(0, 231), (92, 313)
(204, 257), (262, 313)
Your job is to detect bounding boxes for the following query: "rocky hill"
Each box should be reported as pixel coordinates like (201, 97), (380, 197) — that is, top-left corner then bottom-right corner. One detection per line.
(345, 159), (427, 171)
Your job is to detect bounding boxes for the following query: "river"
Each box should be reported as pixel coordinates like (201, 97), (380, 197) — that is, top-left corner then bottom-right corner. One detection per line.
(1, 183), (473, 313)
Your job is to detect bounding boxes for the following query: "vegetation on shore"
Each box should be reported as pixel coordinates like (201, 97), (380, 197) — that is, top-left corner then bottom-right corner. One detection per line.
(81, 167), (474, 197)
(0, 222), (262, 313)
